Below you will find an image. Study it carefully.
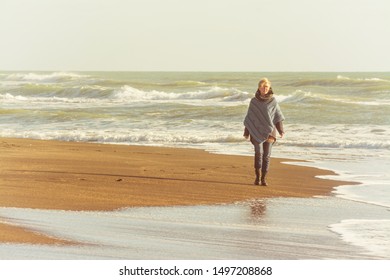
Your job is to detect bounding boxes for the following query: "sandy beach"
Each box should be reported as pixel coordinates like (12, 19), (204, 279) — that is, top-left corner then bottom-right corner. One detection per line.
(0, 137), (353, 247)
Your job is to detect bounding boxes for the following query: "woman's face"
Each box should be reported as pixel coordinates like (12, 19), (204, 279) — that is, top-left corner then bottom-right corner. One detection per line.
(259, 83), (270, 95)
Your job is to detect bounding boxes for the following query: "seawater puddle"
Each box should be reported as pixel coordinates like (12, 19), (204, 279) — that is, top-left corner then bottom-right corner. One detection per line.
(0, 197), (388, 259)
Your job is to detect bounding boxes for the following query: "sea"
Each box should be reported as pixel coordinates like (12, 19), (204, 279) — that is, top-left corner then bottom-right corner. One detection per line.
(0, 71), (389, 259)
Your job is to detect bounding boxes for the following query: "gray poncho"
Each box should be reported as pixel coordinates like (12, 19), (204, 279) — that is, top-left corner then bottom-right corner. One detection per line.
(244, 94), (285, 143)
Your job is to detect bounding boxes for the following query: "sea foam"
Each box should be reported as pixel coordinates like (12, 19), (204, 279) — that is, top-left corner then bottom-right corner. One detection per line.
(329, 219), (390, 258)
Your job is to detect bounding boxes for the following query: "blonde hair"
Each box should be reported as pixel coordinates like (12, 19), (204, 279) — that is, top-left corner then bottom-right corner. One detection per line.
(258, 78), (271, 87)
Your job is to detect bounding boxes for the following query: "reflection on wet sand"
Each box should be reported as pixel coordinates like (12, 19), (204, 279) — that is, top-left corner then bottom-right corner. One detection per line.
(249, 200), (267, 222)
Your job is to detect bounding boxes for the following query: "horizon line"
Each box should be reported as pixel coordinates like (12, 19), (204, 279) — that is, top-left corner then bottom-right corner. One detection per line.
(1, 69), (390, 73)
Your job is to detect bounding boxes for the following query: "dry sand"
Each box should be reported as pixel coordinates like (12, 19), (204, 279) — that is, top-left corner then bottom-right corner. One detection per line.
(0, 137), (354, 244)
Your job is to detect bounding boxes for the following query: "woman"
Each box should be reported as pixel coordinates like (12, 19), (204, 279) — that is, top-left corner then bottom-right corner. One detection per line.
(243, 78), (285, 186)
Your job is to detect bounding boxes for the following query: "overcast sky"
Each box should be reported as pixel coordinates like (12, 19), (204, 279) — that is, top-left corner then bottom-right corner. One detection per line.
(1, 0), (389, 72)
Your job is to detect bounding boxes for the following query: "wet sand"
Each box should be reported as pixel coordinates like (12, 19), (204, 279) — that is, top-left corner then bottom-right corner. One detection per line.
(2, 197), (387, 260)
(0, 138), (353, 246)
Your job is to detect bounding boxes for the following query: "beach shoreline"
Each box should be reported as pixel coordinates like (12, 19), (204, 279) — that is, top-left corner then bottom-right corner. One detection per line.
(0, 137), (356, 245)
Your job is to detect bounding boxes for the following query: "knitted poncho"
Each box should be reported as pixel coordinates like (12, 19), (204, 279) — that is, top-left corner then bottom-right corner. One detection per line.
(243, 91), (285, 143)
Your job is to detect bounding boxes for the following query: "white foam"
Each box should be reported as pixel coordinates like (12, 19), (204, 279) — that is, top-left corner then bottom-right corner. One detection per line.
(337, 75), (390, 83)
(334, 184), (390, 208)
(114, 85), (251, 105)
(329, 219), (390, 258)
(4, 72), (88, 83)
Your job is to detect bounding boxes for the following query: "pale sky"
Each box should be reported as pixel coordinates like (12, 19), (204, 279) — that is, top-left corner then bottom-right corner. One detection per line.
(1, 0), (389, 72)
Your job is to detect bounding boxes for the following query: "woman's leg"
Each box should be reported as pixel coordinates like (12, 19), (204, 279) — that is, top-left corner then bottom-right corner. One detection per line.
(260, 141), (273, 186)
(251, 137), (261, 185)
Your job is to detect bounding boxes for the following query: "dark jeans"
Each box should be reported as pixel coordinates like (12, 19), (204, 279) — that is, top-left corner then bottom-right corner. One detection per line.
(251, 137), (273, 173)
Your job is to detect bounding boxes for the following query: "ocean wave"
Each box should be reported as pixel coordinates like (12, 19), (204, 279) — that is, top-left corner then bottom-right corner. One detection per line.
(279, 90), (390, 106)
(304, 141), (390, 150)
(5, 72), (389, 108)
(3, 121), (389, 150)
(4, 72), (89, 83)
(0, 129), (245, 145)
(283, 138), (390, 150)
(286, 75), (390, 88)
(280, 90), (346, 105)
(0, 93), (25, 101)
(0, 92), (106, 105)
(157, 80), (209, 87)
(113, 85), (251, 102)
(337, 75), (390, 83)
(1, 79), (252, 105)
(0, 93), (250, 112)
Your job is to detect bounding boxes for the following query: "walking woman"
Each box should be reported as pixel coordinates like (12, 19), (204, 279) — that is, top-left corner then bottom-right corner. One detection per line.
(243, 78), (285, 186)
